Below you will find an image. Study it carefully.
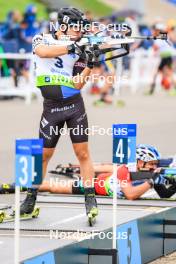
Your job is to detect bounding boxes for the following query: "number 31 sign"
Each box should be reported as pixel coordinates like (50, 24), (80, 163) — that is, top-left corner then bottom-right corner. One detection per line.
(15, 139), (43, 187)
(112, 124), (137, 164)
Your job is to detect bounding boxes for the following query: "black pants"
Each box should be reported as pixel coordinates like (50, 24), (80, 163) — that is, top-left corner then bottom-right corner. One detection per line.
(39, 94), (88, 148)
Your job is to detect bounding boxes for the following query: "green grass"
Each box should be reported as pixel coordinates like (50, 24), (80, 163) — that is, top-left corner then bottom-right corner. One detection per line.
(0, 0), (48, 22)
(0, 0), (113, 22)
(69, 0), (113, 17)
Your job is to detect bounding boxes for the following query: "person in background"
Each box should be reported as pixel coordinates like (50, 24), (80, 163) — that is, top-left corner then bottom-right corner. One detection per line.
(149, 23), (175, 93)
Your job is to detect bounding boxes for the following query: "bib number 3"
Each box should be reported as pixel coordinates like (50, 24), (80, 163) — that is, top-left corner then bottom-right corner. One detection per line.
(55, 57), (63, 68)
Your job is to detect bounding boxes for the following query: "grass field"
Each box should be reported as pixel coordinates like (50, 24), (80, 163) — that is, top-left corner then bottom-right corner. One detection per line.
(0, 0), (113, 22)
(0, 0), (48, 21)
(70, 0), (113, 16)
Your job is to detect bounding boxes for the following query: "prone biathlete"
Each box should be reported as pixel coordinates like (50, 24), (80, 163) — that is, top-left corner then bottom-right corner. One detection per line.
(26, 145), (176, 199)
(1, 145), (176, 199)
(19, 8), (99, 223)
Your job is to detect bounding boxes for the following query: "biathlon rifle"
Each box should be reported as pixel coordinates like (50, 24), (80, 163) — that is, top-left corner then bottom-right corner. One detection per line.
(58, 28), (168, 61)
(130, 168), (176, 184)
(81, 32), (168, 61)
(51, 24), (168, 62)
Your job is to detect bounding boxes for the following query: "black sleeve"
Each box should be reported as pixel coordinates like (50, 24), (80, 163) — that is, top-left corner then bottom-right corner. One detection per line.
(154, 184), (176, 198)
(73, 56), (87, 76)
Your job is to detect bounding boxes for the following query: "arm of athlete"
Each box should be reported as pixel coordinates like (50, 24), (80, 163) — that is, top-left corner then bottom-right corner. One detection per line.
(38, 180), (73, 194)
(118, 165), (151, 200)
(121, 182), (151, 200)
(32, 34), (69, 58)
(35, 44), (69, 58)
(72, 48), (100, 89)
(32, 34), (85, 58)
(154, 183), (176, 198)
(73, 67), (92, 90)
(93, 163), (113, 173)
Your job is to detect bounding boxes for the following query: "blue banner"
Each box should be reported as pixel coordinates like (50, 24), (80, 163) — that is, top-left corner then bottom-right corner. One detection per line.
(24, 251), (55, 264)
(113, 138), (128, 164)
(112, 124), (137, 164)
(113, 124), (136, 138)
(16, 155), (32, 187)
(16, 139), (43, 155)
(15, 139), (43, 187)
(128, 137), (136, 163)
(117, 220), (142, 264)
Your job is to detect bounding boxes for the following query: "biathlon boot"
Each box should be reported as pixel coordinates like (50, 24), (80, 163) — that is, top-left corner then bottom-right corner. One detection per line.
(85, 187), (98, 226)
(20, 188), (38, 215)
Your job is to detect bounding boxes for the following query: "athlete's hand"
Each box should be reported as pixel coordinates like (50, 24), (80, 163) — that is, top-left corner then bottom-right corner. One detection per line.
(154, 168), (162, 173)
(84, 45), (100, 69)
(67, 42), (85, 55)
(152, 173), (167, 185)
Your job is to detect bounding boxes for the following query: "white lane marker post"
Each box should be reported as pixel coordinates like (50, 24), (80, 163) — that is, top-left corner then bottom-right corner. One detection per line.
(14, 186), (20, 264)
(15, 139), (43, 264)
(112, 124), (137, 260)
(112, 164), (118, 250)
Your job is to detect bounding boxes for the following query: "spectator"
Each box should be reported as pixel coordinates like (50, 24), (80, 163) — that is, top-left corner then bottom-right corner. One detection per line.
(2, 10), (22, 40)
(22, 5), (40, 43)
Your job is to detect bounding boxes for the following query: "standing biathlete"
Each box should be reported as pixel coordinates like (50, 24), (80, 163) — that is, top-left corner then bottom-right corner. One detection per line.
(19, 8), (99, 224)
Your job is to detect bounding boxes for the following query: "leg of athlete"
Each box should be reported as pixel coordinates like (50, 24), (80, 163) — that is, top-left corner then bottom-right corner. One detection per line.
(43, 148), (55, 177)
(19, 147), (55, 215)
(161, 65), (173, 90)
(73, 142), (94, 186)
(39, 180), (73, 194)
(19, 93), (66, 215)
(73, 142), (98, 219)
(149, 70), (159, 94)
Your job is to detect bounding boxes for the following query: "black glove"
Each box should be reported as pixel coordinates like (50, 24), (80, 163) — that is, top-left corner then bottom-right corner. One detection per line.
(84, 45), (100, 69)
(86, 52), (95, 69)
(67, 42), (85, 55)
(147, 173), (167, 188)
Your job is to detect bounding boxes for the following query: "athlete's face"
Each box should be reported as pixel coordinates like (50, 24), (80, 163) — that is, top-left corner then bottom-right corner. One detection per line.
(137, 160), (158, 171)
(67, 25), (83, 40)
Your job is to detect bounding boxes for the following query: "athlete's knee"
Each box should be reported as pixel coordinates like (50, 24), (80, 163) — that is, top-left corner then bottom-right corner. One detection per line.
(75, 149), (89, 161)
(43, 148), (55, 163)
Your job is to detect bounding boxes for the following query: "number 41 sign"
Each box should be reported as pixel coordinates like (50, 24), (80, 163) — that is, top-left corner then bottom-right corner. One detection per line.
(15, 139), (43, 187)
(113, 124), (137, 164)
